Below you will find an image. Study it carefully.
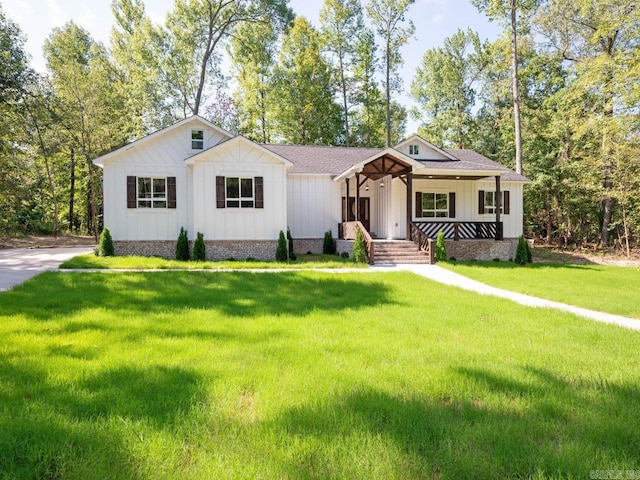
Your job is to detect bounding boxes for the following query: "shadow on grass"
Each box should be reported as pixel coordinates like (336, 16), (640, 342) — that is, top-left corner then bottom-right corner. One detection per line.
(0, 353), (206, 478)
(446, 259), (602, 271)
(266, 368), (640, 478)
(2, 271), (397, 321)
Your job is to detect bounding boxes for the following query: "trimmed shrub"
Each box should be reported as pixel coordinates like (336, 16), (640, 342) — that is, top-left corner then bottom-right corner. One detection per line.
(98, 228), (114, 257)
(287, 229), (296, 260)
(434, 231), (447, 262)
(353, 228), (367, 263)
(193, 232), (206, 261)
(276, 230), (288, 262)
(514, 235), (528, 265)
(323, 230), (336, 254)
(176, 227), (190, 261)
(525, 239), (533, 263)
(340, 251), (349, 259)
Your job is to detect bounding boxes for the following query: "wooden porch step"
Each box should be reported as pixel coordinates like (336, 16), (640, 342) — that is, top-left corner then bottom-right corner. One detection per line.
(372, 240), (431, 265)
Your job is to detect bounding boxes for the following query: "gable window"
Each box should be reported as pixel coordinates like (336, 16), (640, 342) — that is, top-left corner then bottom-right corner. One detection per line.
(409, 144), (419, 155)
(191, 130), (204, 149)
(216, 176), (264, 209)
(127, 176), (176, 209)
(479, 190), (510, 215)
(415, 192), (456, 218)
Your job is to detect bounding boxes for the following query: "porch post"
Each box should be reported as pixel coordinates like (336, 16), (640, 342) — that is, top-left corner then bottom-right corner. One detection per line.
(345, 178), (350, 222)
(355, 172), (360, 223)
(406, 172), (413, 240)
(495, 175), (502, 240)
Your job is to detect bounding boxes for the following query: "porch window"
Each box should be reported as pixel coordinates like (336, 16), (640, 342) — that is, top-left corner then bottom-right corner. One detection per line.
(409, 144), (419, 155)
(137, 177), (167, 208)
(480, 190), (510, 215)
(420, 192), (448, 218)
(216, 176), (263, 209)
(191, 130), (204, 149)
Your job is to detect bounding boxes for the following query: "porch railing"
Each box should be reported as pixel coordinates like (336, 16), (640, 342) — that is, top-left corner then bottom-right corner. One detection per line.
(412, 221), (503, 241)
(409, 223), (435, 263)
(339, 221), (375, 265)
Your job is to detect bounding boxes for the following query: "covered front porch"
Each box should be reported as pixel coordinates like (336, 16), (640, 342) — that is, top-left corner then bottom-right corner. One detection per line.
(334, 148), (506, 263)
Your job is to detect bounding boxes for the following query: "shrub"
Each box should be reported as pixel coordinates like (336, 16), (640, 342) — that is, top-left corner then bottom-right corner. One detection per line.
(525, 239), (533, 263)
(286, 229), (296, 260)
(98, 227), (114, 257)
(276, 230), (288, 262)
(353, 228), (367, 263)
(323, 230), (336, 254)
(434, 231), (447, 262)
(340, 251), (349, 259)
(193, 232), (206, 261)
(176, 227), (190, 261)
(514, 235), (528, 265)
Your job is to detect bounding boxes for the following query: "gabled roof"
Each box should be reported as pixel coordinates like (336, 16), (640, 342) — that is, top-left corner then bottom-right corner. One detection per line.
(332, 148), (425, 182)
(446, 150), (529, 182)
(395, 135), (459, 161)
(261, 144), (381, 174)
(185, 136), (293, 167)
(93, 115), (233, 166)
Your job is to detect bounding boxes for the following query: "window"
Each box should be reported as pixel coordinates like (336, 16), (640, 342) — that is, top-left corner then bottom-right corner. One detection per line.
(137, 177), (167, 208)
(225, 177), (254, 208)
(191, 130), (204, 149)
(420, 192), (448, 218)
(409, 144), (419, 155)
(480, 190), (510, 215)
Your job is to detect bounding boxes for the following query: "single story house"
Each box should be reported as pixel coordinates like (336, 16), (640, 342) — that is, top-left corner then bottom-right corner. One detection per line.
(94, 115), (528, 263)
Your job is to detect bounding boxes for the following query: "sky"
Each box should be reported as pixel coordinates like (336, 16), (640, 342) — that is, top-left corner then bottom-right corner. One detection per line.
(3, 0), (503, 133)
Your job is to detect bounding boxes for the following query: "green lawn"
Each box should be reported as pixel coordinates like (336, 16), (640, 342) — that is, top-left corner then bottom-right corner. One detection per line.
(1, 271), (639, 479)
(441, 261), (640, 319)
(60, 253), (365, 270)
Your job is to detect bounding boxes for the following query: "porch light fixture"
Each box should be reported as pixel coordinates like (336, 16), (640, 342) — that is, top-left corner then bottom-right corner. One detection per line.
(365, 184), (369, 191)
(380, 181), (385, 188)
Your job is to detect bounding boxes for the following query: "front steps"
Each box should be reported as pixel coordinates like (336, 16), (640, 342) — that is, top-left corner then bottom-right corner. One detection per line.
(372, 240), (431, 264)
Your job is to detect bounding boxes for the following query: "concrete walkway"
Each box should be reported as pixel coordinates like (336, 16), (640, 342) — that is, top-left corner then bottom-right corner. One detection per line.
(373, 263), (640, 332)
(0, 246), (95, 291)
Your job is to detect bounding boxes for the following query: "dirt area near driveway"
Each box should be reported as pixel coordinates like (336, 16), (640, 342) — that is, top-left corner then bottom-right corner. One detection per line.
(0, 235), (96, 250)
(533, 245), (640, 267)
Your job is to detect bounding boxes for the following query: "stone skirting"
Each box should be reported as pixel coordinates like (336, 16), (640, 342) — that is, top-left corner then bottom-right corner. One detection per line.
(444, 238), (518, 261)
(336, 239), (354, 255)
(292, 238), (323, 255)
(114, 240), (278, 261)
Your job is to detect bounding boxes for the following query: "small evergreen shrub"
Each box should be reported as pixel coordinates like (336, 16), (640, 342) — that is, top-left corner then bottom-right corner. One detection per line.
(193, 232), (206, 261)
(434, 231), (447, 262)
(176, 227), (190, 261)
(353, 228), (367, 263)
(98, 227), (114, 257)
(514, 235), (529, 265)
(323, 230), (336, 254)
(276, 230), (288, 262)
(340, 251), (349, 259)
(287, 229), (296, 260)
(525, 239), (533, 263)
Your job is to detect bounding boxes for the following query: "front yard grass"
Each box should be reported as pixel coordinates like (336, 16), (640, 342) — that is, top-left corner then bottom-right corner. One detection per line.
(60, 253), (364, 270)
(441, 261), (640, 319)
(1, 271), (639, 479)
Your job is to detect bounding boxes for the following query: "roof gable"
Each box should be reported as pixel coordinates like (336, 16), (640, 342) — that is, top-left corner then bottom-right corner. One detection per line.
(394, 135), (458, 161)
(185, 136), (293, 167)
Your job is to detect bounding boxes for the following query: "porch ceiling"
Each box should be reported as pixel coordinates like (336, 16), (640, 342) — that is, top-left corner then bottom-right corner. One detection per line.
(361, 154), (412, 181)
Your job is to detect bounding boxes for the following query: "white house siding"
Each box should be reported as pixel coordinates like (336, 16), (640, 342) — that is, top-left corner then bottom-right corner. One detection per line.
(191, 141), (288, 241)
(290, 175), (341, 238)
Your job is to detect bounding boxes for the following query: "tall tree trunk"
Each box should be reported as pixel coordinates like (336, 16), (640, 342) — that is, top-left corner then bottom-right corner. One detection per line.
(546, 192), (552, 243)
(87, 160), (99, 242)
(510, 0), (523, 175)
(338, 51), (350, 147)
(385, 41), (391, 148)
(68, 147), (76, 232)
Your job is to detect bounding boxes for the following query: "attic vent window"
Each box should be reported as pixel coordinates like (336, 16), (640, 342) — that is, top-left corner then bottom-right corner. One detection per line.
(191, 130), (204, 149)
(409, 144), (419, 155)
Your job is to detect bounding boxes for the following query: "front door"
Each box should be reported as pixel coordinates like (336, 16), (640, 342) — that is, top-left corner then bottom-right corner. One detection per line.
(342, 197), (371, 232)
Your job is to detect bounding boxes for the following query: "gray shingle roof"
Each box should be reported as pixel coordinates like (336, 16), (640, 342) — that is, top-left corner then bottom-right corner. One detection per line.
(261, 144), (529, 182)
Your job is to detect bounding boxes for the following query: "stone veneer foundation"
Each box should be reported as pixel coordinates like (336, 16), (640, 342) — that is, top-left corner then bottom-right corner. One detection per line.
(445, 238), (518, 261)
(114, 240), (278, 261)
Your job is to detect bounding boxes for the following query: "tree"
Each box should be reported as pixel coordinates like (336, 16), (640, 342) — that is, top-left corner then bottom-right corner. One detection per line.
(320, 0), (365, 146)
(410, 29), (486, 148)
(365, 0), (415, 147)
(272, 17), (342, 144)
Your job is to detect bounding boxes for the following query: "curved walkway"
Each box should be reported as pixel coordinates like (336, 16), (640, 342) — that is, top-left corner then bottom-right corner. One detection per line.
(377, 264), (640, 332)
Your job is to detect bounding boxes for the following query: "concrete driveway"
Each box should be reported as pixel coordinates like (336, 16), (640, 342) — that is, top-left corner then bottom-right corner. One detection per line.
(0, 246), (94, 292)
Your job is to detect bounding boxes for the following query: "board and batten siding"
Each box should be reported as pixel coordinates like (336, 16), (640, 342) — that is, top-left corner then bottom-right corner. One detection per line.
(191, 140), (287, 240)
(290, 175), (341, 238)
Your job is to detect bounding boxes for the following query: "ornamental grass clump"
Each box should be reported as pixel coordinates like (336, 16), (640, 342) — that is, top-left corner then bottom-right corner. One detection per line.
(193, 232), (206, 261)
(353, 228), (367, 263)
(176, 227), (190, 261)
(98, 227), (114, 257)
(434, 231), (447, 262)
(276, 230), (288, 262)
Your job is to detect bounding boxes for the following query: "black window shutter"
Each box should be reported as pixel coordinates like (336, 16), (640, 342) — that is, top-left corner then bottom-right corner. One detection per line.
(127, 176), (137, 208)
(478, 190), (485, 214)
(167, 177), (176, 209)
(216, 176), (225, 208)
(415, 192), (422, 218)
(255, 176), (264, 209)
(504, 191), (510, 214)
(449, 192), (456, 218)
